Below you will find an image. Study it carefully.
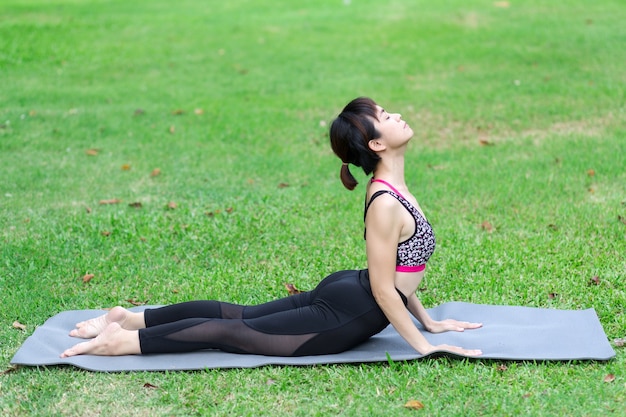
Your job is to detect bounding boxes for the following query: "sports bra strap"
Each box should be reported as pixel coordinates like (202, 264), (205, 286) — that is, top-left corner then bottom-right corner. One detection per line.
(370, 178), (406, 199)
(364, 190), (393, 221)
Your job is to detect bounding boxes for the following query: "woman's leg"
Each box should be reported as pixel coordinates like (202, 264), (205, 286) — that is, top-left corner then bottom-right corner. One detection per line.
(61, 304), (318, 358)
(144, 293), (314, 326)
(68, 293), (314, 339)
(138, 270), (388, 356)
(62, 294), (321, 357)
(63, 270), (385, 357)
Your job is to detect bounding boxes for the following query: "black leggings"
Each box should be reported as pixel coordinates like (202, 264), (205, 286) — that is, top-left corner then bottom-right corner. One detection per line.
(139, 269), (404, 356)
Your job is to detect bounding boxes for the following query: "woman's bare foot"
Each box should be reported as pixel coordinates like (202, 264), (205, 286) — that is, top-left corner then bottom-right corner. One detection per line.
(69, 306), (130, 339)
(61, 323), (141, 357)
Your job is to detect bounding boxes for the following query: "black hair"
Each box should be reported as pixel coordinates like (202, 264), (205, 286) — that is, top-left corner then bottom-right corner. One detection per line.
(329, 97), (381, 190)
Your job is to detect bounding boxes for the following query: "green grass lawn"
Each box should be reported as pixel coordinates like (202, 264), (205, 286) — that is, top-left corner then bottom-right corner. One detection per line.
(1, 0), (624, 415)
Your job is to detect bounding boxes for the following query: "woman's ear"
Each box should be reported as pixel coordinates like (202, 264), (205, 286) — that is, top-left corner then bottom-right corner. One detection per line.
(368, 139), (386, 152)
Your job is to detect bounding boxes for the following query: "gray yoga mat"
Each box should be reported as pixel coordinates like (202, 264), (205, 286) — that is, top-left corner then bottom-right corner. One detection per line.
(11, 302), (615, 372)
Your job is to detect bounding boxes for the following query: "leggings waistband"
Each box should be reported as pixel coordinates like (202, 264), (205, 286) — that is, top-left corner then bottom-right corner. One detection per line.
(358, 269), (408, 306)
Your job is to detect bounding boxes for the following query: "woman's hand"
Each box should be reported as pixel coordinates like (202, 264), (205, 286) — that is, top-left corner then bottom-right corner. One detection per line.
(423, 343), (483, 357)
(427, 319), (483, 334)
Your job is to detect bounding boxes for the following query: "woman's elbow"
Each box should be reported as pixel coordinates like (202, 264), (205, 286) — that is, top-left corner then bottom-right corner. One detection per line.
(372, 287), (400, 306)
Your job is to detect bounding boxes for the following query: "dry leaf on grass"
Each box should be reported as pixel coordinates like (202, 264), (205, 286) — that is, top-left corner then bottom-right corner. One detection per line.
(12, 321), (26, 331)
(85, 149), (100, 156)
(285, 283), (302, 295)
(121, 164), (131, 171)
(404, 400), (425, 410)
(589, 276), (601, 285)
(603, 374), (616, 383)
(99, 199), (121, 205)
(427, 164), (447, 170)
(481, 221), (494, 232)
(2, 366), (19, 375)
(82, 273), (95, 283)
(129, 202), (143, 209)
(151, 168), (161, 177)
(614, 338), (625, 347)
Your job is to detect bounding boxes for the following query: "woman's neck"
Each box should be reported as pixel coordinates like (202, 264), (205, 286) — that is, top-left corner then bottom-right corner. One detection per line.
(373, 155), (406, 188)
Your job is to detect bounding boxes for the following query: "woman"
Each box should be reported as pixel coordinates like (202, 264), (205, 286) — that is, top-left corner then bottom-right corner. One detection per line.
(60, 97), (482, 358)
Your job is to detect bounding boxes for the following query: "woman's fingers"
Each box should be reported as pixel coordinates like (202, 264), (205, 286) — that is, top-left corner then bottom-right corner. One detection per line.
(441, 319), (483, 332)
(430, 319), (483, 333)
(431, 344), (483, 357)
(456, 320), (483, 330)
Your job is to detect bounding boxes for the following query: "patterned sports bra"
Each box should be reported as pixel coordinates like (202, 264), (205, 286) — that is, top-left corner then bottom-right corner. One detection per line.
(364, 179), (436, 273)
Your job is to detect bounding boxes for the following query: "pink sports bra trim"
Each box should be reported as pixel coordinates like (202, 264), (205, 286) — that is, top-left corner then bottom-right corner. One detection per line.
(371, 178), (405, 199)
(396, 264), (426, 273)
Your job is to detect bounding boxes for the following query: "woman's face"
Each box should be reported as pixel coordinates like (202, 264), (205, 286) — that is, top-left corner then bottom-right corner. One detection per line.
(371, 105), (413, 147)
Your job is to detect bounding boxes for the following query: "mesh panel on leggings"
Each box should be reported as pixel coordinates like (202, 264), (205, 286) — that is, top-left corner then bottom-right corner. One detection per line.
(139, 318), (316, 356)
(144, 301), (245, 327)
(219, 303), (244, 319)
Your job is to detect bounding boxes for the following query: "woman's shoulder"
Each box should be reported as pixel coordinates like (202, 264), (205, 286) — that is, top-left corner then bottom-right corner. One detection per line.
(365, 188), (403, 215)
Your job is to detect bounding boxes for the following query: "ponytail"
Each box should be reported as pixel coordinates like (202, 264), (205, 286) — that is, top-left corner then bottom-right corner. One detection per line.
(340, 162), (358, 190)
(329, 97), (381, 190)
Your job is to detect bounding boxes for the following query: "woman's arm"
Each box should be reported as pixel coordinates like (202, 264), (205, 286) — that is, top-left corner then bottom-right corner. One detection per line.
(366, 195), (481, 356)
(406, 292), (436, 330)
